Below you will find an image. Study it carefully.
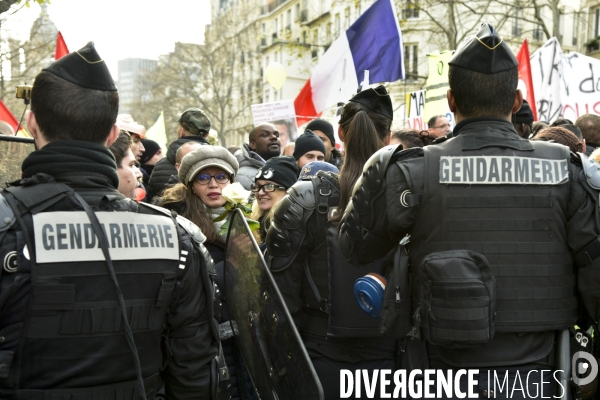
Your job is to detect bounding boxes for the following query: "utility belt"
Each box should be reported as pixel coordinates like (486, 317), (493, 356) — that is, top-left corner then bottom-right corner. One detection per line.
(300, 314), (397, 355)
(13, 373), (162, 400)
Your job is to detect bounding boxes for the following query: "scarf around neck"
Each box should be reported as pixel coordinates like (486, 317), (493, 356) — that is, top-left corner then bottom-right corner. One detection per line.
(21, 140), (119, 188)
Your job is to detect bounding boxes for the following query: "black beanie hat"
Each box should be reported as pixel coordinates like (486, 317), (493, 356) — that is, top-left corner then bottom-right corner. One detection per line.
(255, 156), (298, 189)
(306, 119), (335, 146)
(512, 99), (534, 124)
(140, 139), (161, 164)
(293, 129), (326, 160)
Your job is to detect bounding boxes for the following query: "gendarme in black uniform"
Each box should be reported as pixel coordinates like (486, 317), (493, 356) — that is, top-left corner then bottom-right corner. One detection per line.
(0, 43), (218, 399)
(340, 24), (600, 397)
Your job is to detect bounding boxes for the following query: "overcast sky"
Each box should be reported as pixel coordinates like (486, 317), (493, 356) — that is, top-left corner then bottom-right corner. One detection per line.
(1, 0), (212, 79)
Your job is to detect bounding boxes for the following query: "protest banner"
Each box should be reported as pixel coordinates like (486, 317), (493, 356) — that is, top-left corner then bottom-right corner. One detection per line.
(531, 38), (600, 122)
(406, 90), (426, 130)
(251, 100), (299, 148)
(424, 50), (454, 127)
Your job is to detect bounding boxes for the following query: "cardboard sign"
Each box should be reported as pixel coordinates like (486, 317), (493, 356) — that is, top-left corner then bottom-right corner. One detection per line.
(532, 38), (600, 122)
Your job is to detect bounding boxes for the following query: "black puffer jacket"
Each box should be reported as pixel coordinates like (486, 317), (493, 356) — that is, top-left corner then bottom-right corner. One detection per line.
(147, 136), (209, 202)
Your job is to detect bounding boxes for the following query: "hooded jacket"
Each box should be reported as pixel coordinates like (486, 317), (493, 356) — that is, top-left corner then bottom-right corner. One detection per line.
(235, 143), (266, 190)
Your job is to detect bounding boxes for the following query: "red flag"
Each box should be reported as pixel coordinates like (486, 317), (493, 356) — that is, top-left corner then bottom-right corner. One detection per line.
(55, 32), (69, 60)
(516, 39), (537, 121)
(0, 100), (19, 133)
(294, 80), (321, 126)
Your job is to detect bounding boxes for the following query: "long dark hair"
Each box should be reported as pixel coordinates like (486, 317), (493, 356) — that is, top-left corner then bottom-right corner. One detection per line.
(332, 102), (392, 222)
(157, 183), (219, 242)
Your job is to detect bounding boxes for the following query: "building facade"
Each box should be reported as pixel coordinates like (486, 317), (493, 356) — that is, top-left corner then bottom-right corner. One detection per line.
(117, 58), (157, 114)
(205, 0), (597, 146)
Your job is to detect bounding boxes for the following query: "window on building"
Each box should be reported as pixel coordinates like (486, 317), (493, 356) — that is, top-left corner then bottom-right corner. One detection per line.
(595, 7), (600, 38)
(512, 9), (521, 37)
(404, 44), (418, 79)
(295, 3), (300, 21)
(326, 22), (332, 43)
(286, 9), (292, 30)
(401, 0), (419, 19)
(558, 10), (564, 42)
(344, 7), (350, 29)
(573, 13), (579, 45)
(335, 13), (340, 37)
(533, 24), (544, 41)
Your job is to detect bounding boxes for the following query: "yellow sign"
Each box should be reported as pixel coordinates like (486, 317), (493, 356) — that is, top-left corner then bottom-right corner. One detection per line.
(424, 50), (454, 124)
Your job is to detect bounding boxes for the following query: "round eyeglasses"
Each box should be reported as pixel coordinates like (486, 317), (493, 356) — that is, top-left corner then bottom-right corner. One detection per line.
(250, 183), (287, 193)
(195, 173), (230, 185)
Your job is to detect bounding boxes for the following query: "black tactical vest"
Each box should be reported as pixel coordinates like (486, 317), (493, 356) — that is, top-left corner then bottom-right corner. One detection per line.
(301, 174), (396, 346)
(1, 183), (184, 398)
(408, 130), (579, 333)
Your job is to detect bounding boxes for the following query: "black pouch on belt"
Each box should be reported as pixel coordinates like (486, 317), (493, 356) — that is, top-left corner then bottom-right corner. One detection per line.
(420, 249), (496, 348)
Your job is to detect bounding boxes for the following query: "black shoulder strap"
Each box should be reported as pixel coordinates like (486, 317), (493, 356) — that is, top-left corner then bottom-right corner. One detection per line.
(303, 175), (338, 314)
(4, 183), (72, 214)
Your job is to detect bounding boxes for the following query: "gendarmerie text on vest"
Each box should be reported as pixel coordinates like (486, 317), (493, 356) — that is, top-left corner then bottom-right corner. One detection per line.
(33, 211), (180, 263)
(440, 156), (568, 185)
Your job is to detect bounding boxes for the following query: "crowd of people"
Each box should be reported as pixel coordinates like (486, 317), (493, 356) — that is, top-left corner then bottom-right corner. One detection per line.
(1, 22), (600, 400)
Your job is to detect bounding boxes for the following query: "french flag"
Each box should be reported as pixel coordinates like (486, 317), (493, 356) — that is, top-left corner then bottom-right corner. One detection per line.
(294, 0), (404, 125)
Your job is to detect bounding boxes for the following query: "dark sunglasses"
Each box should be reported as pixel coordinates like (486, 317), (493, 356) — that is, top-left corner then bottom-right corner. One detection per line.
(250, 183), (287, 193)
(195, 172), (230, 185)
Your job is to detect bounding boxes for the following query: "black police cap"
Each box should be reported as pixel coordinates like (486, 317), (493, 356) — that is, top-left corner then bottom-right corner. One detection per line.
(43, 42), (117, 91)
(341, 85), (393, 123)
(449, 23), (518, 74)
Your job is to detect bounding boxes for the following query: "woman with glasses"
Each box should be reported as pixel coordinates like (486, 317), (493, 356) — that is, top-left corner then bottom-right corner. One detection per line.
(249, 156), (298, 246)
(156, 145), (239, 254)
(156, 146), (257, 400)
(266, 86), (397, 399)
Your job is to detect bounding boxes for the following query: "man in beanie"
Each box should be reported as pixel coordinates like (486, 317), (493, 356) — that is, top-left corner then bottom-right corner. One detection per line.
(305, 118), (343, 168)
(139, 138), (163, 185)
(340, 23), (600, 395)
(512, 99), (534, 138)
(147, 107), (211, 202)
(292, 129), (326, 170)
(0, 43), (218, 399)
(235, 123), (281, 190)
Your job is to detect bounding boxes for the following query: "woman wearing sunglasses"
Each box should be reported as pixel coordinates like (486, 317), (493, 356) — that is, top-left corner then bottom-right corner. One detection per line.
(250, 156), (298, 246)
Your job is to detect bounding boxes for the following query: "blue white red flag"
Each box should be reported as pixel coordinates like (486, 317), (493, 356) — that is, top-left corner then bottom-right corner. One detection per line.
(294, 0), (404, 125)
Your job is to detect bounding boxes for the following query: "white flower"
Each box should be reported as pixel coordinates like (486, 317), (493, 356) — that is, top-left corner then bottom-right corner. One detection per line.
(221, 182), (250, 205)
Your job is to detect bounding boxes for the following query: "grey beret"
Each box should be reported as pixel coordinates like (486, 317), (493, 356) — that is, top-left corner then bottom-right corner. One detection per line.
(178, 145), (239, 185)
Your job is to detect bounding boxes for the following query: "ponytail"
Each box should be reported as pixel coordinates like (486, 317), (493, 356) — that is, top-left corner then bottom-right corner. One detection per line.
(331, 103), (391, 222)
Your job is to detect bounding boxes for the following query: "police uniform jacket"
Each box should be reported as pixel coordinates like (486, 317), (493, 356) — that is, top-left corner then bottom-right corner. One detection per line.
(0, 140), (218, 399)
(339, 117), (600, 368)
